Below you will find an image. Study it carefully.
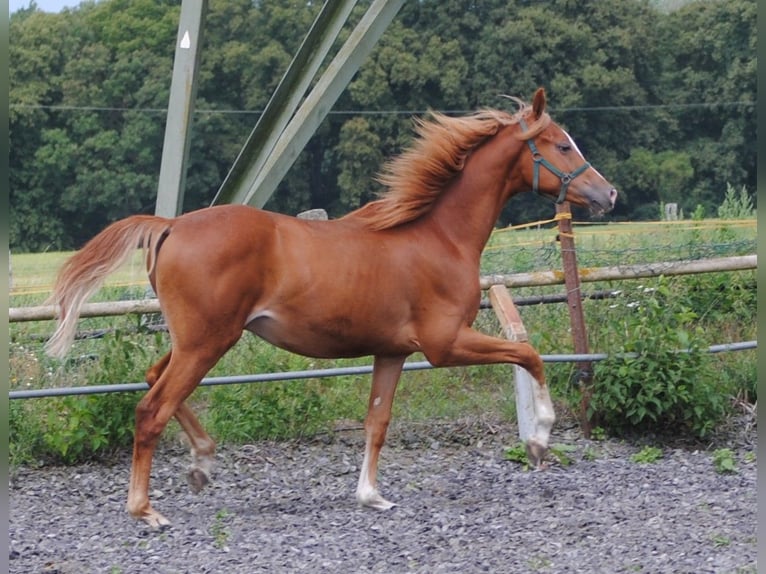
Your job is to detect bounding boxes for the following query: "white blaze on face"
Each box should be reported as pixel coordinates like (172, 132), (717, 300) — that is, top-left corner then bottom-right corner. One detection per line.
(563, 129), (607, 182)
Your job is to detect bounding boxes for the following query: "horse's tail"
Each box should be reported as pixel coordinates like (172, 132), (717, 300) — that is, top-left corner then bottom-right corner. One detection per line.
(45, 215), (173, 359)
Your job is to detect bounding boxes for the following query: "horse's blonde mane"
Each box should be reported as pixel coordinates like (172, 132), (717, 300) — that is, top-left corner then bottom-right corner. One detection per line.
(345, 98), (551, 230)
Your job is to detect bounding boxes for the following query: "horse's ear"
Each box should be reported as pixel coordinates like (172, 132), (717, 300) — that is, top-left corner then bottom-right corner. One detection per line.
(532, 87), (546, 119)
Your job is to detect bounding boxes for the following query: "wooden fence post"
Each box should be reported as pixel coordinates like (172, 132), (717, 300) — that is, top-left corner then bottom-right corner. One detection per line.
(488, 284), (555, 465)
(556, 203), (594, 437)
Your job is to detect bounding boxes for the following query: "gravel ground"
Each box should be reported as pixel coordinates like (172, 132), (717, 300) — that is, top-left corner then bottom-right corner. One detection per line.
(9, 416), (757, 574)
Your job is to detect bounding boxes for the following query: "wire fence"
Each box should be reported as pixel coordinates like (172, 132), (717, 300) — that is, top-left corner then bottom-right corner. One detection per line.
(9, 219), (757, 297)
(480, 218), (756, 275)
(9, 341), (757, 400)
(9, 217), (757, 401)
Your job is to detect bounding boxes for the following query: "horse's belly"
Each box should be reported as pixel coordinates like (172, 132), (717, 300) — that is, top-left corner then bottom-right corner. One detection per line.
(244, 312), (416, 359)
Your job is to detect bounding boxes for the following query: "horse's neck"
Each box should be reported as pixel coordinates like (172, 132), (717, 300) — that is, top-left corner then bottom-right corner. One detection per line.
(426, 135), (523, 254)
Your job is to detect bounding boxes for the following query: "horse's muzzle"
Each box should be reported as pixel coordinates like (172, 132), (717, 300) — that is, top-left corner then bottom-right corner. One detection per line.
(590, 187), (618, 216)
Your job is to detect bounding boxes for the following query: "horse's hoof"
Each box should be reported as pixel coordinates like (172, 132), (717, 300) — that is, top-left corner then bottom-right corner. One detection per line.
(358, 491), (397, 511)
(526, 438), (549, 470)
(144, 514), (171, 530)
(370, 498), (397, 511)
(134, 508), (171, 530)
(187, 467), (210, 494)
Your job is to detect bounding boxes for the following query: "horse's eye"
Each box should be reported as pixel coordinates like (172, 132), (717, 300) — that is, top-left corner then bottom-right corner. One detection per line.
(556, 143), (572, 153)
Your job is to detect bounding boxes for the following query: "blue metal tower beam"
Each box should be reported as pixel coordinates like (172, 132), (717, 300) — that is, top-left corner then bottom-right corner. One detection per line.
(213, 0), (405, 208)
(211, 0), (360, 207)
(155, 0), (207, 217)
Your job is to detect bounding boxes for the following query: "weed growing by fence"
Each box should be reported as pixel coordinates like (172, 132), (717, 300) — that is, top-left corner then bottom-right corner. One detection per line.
(10, 329), (165, 465)
(631, 446), (664, 464)
(717, 183), (755, 220)
(711, 448), (737, 474)
(587, 279), (728, 438)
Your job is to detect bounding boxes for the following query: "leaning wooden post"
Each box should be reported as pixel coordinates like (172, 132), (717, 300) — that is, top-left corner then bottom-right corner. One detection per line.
(488, 284), (555, 467)
(555, 203), (594, 437)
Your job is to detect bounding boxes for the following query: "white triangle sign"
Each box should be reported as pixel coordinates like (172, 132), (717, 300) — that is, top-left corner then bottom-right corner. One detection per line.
(180, 31), (191, 49)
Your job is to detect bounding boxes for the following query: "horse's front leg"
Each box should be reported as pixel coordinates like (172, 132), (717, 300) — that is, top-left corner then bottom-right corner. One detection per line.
(356, 355), (407, 510)
(425, 327), (555, 468)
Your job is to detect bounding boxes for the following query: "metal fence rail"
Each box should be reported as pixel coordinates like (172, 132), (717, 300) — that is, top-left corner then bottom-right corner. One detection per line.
(9, 340), (756, 400)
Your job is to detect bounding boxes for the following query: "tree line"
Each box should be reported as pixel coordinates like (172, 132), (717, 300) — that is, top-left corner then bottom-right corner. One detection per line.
(10, 0), (756, 252)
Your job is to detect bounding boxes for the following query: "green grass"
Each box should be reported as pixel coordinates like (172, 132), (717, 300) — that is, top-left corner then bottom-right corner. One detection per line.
(10, 250), (150, 304)
(631, 446), (664, 464)
(481, 218), (756, 274)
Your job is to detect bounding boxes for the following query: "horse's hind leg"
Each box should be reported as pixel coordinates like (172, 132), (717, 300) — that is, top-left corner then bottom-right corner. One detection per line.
(129, 342), (235, 528)
(146, 351), (216, 493)
(356, 355), (406, 510)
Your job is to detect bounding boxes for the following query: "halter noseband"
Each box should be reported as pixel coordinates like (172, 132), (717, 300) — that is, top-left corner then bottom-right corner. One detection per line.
(519, 118), (590, 204)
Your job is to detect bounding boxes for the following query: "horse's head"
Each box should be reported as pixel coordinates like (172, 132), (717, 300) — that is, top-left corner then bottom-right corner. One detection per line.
(516, 88), (617, 215)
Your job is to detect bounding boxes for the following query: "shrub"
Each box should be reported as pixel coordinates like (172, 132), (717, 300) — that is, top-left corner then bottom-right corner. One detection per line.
(587, 280), (728, 438)
(40, 391), (138, 463)
(717, 183), (755, 219)
(10, 329), (162, 465)
(207, 380), (327, 442)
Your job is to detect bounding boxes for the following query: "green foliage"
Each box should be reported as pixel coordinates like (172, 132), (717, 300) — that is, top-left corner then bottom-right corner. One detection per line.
(9, 400), (45, 465)
(335, 116), (384, 211)
(505, 443), (575, 469)
(549, 444), (576, 467)
(39, 391), (137, 464)
(717, 183), (755, 219)
(10, 329), (162, 465)
(207, 380), (327, 442)
(504, 443), (532, 471)
(9, 0), (757, 250)
(204, 339), (341, 441)
(710, 534), (731, 548)
(631, 446), (663, 464)
(588, 280), (728, 438)
(615, 148), (694, 218)
(711, 448), (737, 474)
(210, 508), (233, 549)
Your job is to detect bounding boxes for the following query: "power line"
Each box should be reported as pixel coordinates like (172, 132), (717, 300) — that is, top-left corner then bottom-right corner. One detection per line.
(8, 100), (755, 115)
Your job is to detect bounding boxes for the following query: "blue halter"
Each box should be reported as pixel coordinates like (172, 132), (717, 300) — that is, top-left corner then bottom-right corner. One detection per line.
(519, 118), (591, 204)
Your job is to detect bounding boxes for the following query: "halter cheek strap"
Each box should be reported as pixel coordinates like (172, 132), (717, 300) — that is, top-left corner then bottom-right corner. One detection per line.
(519, 118), (590, 204)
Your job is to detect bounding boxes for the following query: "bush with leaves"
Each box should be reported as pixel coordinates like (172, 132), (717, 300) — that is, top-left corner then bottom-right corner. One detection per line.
(588, 280), (727, 438)
(10, 329), (163, 465)
(717, 183), (755, 220)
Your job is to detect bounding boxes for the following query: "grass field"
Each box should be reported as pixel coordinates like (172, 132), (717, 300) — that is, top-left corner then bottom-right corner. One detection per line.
(10, 218), (756, 299)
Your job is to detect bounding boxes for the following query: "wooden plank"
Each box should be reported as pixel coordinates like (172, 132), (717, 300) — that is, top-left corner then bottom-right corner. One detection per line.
(487, 285), (527, 342)
(10, 255), (756, 323)
(478, 254), (756, 290)
(10, 300), (162, 322)
(487, 284), (537, 443)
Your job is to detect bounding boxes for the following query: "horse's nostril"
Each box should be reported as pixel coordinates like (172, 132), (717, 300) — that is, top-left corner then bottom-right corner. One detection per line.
(609, 188), (618, 205)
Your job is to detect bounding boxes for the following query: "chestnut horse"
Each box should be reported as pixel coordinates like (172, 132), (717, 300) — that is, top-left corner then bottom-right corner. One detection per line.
(46, 88), (616, 528)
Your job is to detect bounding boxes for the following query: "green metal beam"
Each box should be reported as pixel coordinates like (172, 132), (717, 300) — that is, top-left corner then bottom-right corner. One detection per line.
(211, 0), (359, 206)
(214, 0), (405, 209)
(155, 0), (207, 217)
